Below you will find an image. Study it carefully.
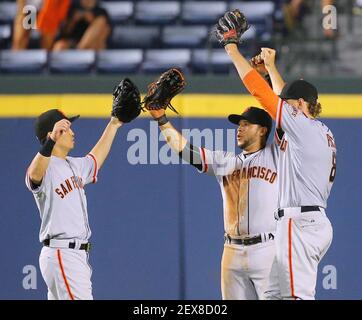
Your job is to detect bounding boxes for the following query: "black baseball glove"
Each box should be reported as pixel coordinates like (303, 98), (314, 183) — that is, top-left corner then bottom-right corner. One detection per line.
(215, 9), (250, 47)
(112, 78), (142, 123)
(142, 68), (186, 114)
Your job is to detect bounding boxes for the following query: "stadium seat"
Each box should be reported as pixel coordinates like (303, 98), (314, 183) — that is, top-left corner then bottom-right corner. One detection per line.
(229, 1), (274, 23)
(141, 49), (191, 73)
(97, 49), (143, 74)
(190, 49), (232, 74)
(109, 26), (161, 49)
(182, 1), (227, 25)
(162, 26), (209, 48)
(0, 50), (47, 73)
(229, 2), (274, 43)
(0, 2), (16, 24)
(100, 1), (133, 24)
(135, 1), (180, 25)
(0, 24), (11, 49)
(49, 50), (96, 74)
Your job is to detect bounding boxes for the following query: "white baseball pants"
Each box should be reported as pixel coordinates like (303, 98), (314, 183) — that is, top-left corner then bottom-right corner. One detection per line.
(264, 210), (333, 300)
(221, 239), (275, 300)
(39, 246), (93, 300)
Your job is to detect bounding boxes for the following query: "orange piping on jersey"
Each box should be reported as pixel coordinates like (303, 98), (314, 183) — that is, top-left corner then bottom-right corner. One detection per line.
(57, 249), (75, 300)
(88, 153), (98, 184)
(243, 69), (279, 120)
(277, 99), (283, 129)
(288, 219), (297, 300)
(200, 148), (208, 173)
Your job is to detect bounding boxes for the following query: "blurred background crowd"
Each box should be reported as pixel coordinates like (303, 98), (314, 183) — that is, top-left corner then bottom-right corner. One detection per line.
(0, 0), (361, 77)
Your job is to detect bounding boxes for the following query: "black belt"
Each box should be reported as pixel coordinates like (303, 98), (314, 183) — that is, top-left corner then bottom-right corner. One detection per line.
(224, 233), (274, 246)
(43, 239), (91, 252)
(277, 206), (320, 219)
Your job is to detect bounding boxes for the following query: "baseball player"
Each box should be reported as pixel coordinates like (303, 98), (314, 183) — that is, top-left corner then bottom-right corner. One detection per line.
(215, 10), (336, 299)
(143, 71), (280, 299)
(25, 80), (141, 300)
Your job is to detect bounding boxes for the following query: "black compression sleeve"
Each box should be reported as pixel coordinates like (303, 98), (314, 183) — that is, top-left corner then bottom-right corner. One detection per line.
(178, 142), (203, 171)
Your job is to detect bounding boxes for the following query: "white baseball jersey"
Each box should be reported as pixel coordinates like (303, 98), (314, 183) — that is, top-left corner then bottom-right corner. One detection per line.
(25, 154), (98, 242)
(275, 99), (337, 209)
(198, 143), (279, 237)
(242, 69), (336, 299)
(264, 99), (337, 300)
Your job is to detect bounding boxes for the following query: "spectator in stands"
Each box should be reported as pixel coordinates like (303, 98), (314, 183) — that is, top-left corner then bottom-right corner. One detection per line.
(282, 0), (336, 38)
(53, 0), (111, 51)
(12, 0), (71, 50)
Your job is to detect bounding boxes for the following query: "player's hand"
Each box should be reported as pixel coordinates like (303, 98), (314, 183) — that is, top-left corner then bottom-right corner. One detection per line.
(149, 108), (165, 120)
(50, 119), (71, 141)
(260, 48), (276, 70)
(250, 54), (268, 76)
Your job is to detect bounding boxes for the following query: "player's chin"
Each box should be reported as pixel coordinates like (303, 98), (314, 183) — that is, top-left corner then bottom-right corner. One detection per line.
(237, 140), (245, 149)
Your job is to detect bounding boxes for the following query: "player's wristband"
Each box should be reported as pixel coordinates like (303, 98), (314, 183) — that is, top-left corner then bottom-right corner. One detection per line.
(154, 115), (169, 126)
(39, 138), (56, 157)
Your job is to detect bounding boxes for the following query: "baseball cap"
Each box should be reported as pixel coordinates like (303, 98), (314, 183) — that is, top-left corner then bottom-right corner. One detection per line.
(35, 109), (80, 144)
(279, 79), (318, 104)
(228, 107), (272, 137)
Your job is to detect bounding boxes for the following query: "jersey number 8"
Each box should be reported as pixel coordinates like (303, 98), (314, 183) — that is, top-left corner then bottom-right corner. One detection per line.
(329, 152), (337, 182)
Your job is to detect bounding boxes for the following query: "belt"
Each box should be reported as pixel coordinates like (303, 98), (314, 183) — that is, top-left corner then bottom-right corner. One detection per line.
(224, 233), (274, 246)
(43, 239), (92, 252)
(277, 206), (320, 219)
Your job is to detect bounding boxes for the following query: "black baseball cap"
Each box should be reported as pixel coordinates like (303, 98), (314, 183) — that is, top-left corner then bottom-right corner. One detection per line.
(35, 109), (80, 144)
(228, 106), (272, 138)
(279, 79), (318, 104)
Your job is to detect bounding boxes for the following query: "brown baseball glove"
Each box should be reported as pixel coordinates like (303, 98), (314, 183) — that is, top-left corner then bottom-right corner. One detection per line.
(142, 68), (186, 114)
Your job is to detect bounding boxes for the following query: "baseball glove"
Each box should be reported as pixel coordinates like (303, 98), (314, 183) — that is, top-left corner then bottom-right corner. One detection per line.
(142, 68), (186, 114)
(214, 9), (250, 47)
(112, 78), (142, 123)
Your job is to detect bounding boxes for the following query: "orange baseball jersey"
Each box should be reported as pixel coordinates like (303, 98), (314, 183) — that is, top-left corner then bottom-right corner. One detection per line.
(243, 70), (337, 209)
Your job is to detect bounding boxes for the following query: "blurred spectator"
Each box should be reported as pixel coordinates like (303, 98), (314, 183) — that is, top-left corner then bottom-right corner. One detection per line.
(354, 0), (362, 15)
(12, 0), (71, 50)
(53, 0), (111, 51)
(282, 0), (336, 38)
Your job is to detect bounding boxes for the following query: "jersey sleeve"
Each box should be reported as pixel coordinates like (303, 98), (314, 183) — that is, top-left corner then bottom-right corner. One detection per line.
(25, 167), (50, 195)
(81, 153), (99, 185)
(243, 69), (279, 120)
(275, 99), (310, 142)
(199, 148), (243, 176)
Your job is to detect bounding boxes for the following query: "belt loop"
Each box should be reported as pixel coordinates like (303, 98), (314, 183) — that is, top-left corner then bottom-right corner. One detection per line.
(72, 239), (81, 250)
(224, 234), (231, 244)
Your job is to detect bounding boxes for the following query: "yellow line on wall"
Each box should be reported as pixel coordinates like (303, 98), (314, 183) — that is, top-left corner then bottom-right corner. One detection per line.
(0, 94), (361, 118)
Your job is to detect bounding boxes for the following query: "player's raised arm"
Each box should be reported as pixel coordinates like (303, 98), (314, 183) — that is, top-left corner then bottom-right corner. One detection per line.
(259, 48), (286, 95)
(89, 79), (142, 170)
(142, 68), (190, 156)
(28, 118), (71, 184)
(142, 69), (215, 173)
(215, 10), (280, 120)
